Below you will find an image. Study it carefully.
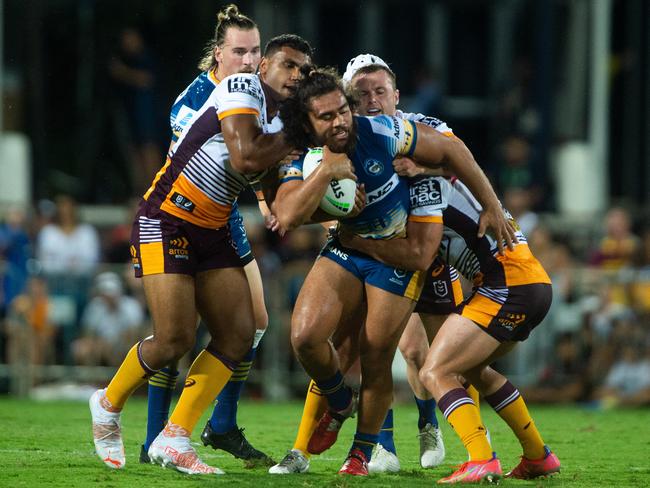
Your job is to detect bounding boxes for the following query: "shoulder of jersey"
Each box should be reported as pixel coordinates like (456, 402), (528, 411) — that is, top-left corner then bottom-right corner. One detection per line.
(364, 114), (403, 139)
(218, 73), (262, 96)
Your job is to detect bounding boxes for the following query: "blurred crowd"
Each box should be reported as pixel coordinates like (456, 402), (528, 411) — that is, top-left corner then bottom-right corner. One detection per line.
(0, 192), (649, 407)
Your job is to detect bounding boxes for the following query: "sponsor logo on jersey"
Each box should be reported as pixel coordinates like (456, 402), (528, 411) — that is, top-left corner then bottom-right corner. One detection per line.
(169, 236), (190, 260)
(410, 177), (442, 208)
(394, 268), (407, 278)
(363, 158), (384, 175)
(130, 245), (141, 268)
(328, 245), (348, 260)
(171, 192), (195, 213)
(366, 173), (399, 206)
(227, 76), (263, 101)
(497, 313), (526, 330)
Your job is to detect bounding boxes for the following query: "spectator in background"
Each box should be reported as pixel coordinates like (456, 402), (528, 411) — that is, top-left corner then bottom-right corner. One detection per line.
(589, 207), (640, 270)
(36, 195), (100, 276)
(497, 135), (534, 193)
(36, 195), (100, 344)
(5, 276), (54, 373)
(503, 186), (539, 237)
(0, 204), (32, 312)
(108, 27), (162, 195)
(594, 342), (650, 408)
(72, 271), (145, 367)
(522, 332), (592, 404)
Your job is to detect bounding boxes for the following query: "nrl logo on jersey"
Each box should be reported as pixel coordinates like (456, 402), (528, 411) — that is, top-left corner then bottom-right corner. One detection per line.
(363, 159), (384, 175)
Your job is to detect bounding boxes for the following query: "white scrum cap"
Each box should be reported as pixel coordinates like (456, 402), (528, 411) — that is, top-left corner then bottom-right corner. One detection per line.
(342, 53), (392, 86)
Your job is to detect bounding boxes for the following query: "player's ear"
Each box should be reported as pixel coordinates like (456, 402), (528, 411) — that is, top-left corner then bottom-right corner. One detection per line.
(259, 57), (268, 76)
(395, 88), (400, 106)
(214, 46), (222, 64)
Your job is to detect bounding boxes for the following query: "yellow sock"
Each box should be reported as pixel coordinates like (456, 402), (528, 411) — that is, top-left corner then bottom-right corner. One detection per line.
(293, 381), (328, 457)
(105, 342), (151, 409)
(485, 380), (545, 460)
(169, 350), (234, 434)
(447, 403), (493, 461)
(466, 384), (480, 408)
(440, 388), (492, 461)
(497, 396), (545, 459)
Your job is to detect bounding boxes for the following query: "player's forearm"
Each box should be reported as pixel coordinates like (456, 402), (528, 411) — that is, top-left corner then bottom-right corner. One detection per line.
(442, 138), (501, 210)
(343, 235), (434, 271)
(274, 168), (332, 231)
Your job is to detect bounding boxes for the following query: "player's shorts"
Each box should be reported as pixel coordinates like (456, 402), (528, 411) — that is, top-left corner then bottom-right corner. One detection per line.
(130, 200), (241, 277)
(320, 237), (425, 300)
(415, 257), (464, 315)
(227, 203), (254, 266)
(458, 282), (552, 342)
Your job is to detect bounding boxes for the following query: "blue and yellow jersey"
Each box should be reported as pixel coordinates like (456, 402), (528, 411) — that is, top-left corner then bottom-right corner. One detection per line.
(279, 114), (440, 239)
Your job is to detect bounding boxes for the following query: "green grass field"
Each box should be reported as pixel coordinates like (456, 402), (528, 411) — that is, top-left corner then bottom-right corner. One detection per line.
(1, 397), (649, 487)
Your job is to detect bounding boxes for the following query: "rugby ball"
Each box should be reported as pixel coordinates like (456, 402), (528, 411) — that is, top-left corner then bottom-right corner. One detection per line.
(302, 148), (357, 217)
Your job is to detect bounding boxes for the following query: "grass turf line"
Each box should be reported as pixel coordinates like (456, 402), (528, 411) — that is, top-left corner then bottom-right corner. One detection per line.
(1, 398), (649, 487)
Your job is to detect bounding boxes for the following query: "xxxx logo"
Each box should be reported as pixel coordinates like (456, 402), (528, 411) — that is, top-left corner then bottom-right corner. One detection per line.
(170, 237), (189, 249)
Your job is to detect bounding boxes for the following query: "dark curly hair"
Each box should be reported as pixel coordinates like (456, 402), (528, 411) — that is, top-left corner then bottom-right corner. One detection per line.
(280, 67), (357, 149)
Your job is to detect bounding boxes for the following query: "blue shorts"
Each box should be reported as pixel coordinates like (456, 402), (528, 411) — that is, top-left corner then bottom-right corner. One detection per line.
(227, 203), (254, 265)
(320, 238), (424, 300)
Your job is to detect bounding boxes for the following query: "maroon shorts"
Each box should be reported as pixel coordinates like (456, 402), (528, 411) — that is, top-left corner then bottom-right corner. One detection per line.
(415, 257), (464, 315)
(130, 200), (241, 277)
(458, 283), (553, 342)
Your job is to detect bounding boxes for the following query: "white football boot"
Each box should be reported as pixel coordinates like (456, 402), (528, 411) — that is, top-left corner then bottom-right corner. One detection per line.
(268, 449), (310, 474)
(419, 423), (445, 468)
(89, 389), (125, 469)
(148, 422), (224, 475)
(368, 443), (401, 473)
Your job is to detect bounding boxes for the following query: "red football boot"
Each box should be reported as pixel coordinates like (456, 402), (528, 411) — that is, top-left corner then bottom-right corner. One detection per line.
(307, 391), (358, 454)
(437, 454), (502, 484)
(338, 448), (369, 476)
(506, 446), (560, 479)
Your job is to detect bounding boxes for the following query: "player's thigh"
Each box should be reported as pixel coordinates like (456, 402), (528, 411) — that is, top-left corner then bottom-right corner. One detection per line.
(292, 257), (364, 346)
(419, 313), (447, 344)
(243, 259), (268, 330)
(195, 267), (255, 343)
(362, 284), (415, 357)
(143, 273), (197, 344)
(424, 313), (501, 376)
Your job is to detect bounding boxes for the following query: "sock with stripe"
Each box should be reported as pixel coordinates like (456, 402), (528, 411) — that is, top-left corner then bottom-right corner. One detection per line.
(485, 380), (545, 460)
(351, 431), (379, 462)
(293, 380), (328, 456)
(438, 387), (492, 461)
(168, 348), (236, 434)
(378, 408), (397, 454)
(209, 329), (265, 434)
(315, 370), (352, 412)
(105, 341), (157, 409)
(143, 364), (179, 450)
(415, 396), (438, 429)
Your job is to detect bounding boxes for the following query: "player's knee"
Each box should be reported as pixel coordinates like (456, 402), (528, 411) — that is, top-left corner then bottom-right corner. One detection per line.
(290, 321), (319, 357)
(400, 342), (427, 370)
